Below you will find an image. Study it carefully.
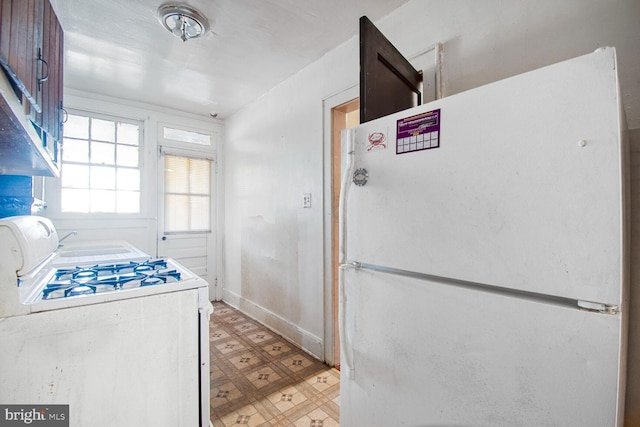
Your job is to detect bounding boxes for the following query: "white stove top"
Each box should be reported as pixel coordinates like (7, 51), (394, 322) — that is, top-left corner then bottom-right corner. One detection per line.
(24, 257), (207, 313)
(0, 216), (208, 317)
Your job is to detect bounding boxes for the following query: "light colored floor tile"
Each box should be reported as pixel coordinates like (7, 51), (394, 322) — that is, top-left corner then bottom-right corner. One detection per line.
(247, 331), (274, 344)
(211, 329), (231, 341)
(279, 354), (315, 373)
(228, 352), (262, 370)
(245, 366), (283, 389)
(222, 314), (246, 324)
(220, 403), (267, 427)
(267, 385), (309, 413)
(305, 371), (340, 392)
(211, 381), (244, 408)
(216, 339), (247, 355)
(234, 322), (259, 334)
(262, 341), (293, 357)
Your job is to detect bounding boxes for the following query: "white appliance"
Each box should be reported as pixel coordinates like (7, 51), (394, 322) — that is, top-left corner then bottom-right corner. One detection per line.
(339, 47), (628, 426)
(0, 215), (212, 427)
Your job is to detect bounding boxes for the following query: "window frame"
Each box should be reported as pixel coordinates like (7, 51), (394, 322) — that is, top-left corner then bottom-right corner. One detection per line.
(50, 109), (147, 218)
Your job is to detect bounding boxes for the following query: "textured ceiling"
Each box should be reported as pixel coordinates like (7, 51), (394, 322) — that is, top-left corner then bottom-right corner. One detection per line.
(49, 0), (410, 119)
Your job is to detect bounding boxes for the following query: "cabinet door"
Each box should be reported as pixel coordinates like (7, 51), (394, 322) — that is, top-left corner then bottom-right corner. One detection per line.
(37, 0), (62, 156)
(0, 0), (43, 112)
(0, 1), (11, 64)
(0, 0), (63, 173)
(359, 16), (422, 123)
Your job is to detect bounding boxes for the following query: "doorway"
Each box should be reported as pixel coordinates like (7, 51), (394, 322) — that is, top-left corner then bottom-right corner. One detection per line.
(323, 87), (359, 366)
(331, 99), (359, 368)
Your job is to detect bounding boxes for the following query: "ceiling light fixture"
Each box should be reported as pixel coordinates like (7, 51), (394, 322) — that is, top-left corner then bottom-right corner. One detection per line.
(157, 3), (210, 42)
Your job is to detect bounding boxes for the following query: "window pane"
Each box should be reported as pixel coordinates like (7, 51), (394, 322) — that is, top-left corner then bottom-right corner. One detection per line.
(117, 168), (140, 191)
(163, 154), (212, 233)
(165, 194), (189, 232)
(91, 166), (116, 189)
(61, 189), (89, 212)
(62, 164), (90, 188)
(64, 115), (89, 139)
(190, 196), (210, 230)
(116, 191), (140, 213)
(62, 138), (89, 163)
(91, 118), (116, 142)
(117, 123), (139, 145)
(165, 155), (189, 193)
(117, 145), (139, 167)
(91, 141), (115, 165)
(190, 159), (210, 194)
(163, 126), (211, 145)
(90, 190), (116, 213)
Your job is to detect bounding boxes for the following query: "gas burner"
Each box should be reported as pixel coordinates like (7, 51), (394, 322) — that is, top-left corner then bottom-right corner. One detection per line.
(54, 260), (169, 281)
(43, 259), (181, 300)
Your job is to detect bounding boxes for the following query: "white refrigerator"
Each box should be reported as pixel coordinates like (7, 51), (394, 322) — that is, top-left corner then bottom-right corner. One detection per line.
(339, 47), (628, 426)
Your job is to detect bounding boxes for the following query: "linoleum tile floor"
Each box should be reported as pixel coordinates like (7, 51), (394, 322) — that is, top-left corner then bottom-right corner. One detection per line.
(210, 301), (340, 427)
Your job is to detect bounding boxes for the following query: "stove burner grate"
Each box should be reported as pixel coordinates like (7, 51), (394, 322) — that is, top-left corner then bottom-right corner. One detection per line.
(43, 259), (181, 300)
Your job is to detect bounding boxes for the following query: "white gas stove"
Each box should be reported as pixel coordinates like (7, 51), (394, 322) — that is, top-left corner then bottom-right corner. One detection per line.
(0, 215), (211, 427)
(0, 216), (209, 314)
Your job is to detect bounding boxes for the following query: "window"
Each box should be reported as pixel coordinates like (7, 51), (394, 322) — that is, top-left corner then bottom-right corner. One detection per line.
(164, 154), (211, 232)
(162, 126), (211, 146)
(61, 113), (142, 213)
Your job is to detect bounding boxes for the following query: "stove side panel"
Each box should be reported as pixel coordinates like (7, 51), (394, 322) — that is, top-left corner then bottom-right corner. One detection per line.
(0, 289), (201, 427)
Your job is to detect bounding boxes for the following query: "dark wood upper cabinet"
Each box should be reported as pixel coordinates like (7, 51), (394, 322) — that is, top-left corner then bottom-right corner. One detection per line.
(0, 0), (45, 113)
(0, 0), (64, 176)
(37, 0), (63, 146)
(359, 16), (422, 123)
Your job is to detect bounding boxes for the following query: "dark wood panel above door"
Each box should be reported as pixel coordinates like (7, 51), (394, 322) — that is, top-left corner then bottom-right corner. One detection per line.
(359, 15), (422, 123)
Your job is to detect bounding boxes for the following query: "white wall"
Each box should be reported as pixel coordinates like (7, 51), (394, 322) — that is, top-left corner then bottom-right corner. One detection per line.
(223, 0), (640, 423)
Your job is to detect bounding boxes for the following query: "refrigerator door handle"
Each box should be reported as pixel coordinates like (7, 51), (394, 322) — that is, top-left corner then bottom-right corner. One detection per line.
(339, 127), (357, 379)
(339, 127), (356, 266)
(577, 300), (620, 314)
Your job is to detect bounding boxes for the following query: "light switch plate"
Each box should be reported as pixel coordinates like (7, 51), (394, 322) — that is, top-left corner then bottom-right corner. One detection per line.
(303, 193), (311, 208)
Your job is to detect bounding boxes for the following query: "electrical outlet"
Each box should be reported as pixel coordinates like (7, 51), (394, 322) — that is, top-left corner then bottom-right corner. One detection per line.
(303, 193), (312, 208)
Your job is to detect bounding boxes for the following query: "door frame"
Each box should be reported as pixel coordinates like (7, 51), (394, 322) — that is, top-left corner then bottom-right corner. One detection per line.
(322, 85), (359, 366)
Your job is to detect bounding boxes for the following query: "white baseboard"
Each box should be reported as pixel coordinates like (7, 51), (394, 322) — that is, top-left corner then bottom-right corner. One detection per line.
(222, 289), (324, 360)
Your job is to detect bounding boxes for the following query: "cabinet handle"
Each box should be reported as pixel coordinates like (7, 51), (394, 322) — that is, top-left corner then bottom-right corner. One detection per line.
(37, 48), (49, 90)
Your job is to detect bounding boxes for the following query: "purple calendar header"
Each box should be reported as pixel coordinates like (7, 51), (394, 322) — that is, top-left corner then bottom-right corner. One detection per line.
(396, 109), (441, 154)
